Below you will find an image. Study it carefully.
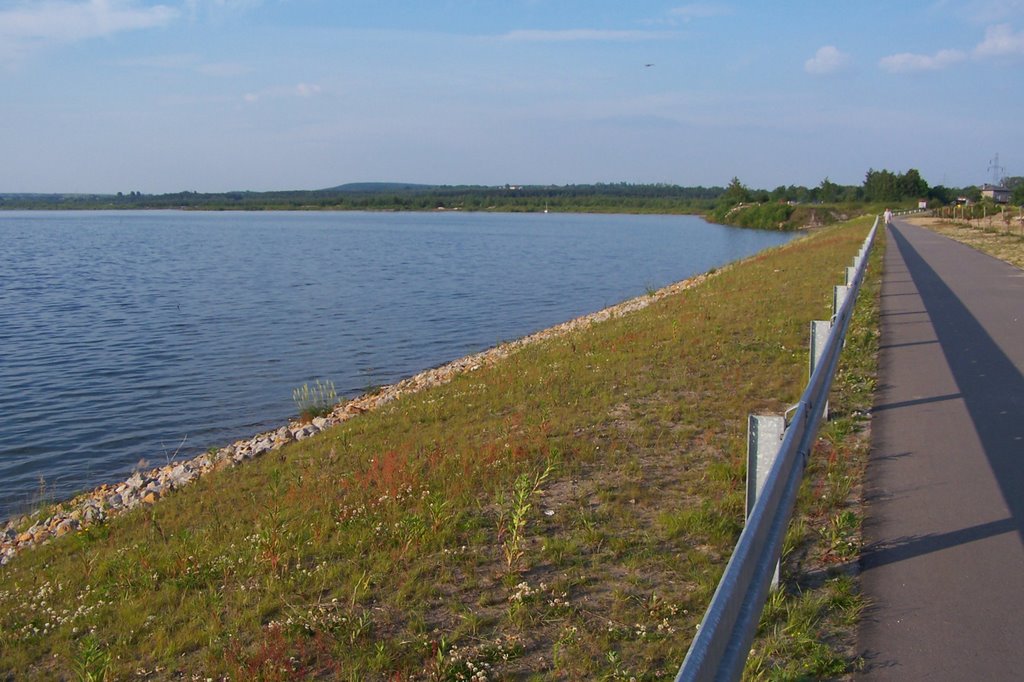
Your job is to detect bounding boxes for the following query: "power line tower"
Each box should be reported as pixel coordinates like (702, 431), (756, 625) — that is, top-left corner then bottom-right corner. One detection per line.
(987, 153), (1006, 186)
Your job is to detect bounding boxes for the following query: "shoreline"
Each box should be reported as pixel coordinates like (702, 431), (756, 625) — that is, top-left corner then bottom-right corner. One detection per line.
(1, 269), (714, 566)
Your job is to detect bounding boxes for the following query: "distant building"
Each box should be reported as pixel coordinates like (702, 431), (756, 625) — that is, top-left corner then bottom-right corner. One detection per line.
(918, 200), (928, 209)
(981, 184), (1011, 203)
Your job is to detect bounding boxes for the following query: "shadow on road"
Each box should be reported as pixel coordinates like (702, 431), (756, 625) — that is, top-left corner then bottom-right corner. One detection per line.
(886, 226), (1024, 543)
(861, 517), (1017, 570)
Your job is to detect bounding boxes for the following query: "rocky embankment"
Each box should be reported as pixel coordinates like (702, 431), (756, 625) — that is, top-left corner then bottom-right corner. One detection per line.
(1, 272), (709, 567)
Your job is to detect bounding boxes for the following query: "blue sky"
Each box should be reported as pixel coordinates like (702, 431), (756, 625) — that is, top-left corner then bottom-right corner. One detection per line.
(1, 0), (1021, 193)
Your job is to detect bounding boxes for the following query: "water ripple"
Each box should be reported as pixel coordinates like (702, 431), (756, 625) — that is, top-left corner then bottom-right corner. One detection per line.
(0, 210), (793, 518)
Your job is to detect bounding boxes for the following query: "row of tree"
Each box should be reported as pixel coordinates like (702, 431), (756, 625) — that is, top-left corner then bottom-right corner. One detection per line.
(2, 170), (1019, 215)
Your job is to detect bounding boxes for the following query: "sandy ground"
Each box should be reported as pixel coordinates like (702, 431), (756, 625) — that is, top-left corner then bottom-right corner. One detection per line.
(905, 213), (1024, 270)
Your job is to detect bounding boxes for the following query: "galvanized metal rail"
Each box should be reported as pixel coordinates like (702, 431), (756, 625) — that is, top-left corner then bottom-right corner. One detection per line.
(675, 218), (879, 681)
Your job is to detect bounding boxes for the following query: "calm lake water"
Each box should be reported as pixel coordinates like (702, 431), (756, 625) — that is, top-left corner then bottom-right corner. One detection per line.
(0, 210), (794, 518)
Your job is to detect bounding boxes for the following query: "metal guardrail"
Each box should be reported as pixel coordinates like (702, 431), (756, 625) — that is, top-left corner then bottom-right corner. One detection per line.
(674, 218), (879, 681)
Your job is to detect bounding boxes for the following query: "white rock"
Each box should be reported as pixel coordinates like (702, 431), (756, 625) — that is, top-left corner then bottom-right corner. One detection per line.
(165, 464), (194, 489)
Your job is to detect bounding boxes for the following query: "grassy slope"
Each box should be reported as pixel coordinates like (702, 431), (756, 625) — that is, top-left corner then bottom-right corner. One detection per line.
(0, 219), (879, 681)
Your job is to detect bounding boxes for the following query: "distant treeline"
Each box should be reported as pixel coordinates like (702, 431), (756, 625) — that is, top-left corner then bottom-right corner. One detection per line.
(4, 171), (1017, 231)
(708, 169), (1024, 230)
(0, 183), (725, 214)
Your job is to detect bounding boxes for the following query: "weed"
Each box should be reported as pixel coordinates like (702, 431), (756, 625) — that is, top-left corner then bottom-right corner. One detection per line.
(820, 510), (860, 561)
(496, 461), (554, 573)
(292, 379), (338, 420)
(71, 635), (110, 682)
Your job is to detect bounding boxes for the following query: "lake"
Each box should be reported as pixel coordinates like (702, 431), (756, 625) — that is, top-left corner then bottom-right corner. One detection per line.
(0, 210), (794, 519)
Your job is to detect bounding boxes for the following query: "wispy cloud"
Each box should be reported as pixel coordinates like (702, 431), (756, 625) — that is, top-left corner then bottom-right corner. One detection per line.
(878, 48), (967, 73)
(668, 3), (733, 22)
(498, 29), (677, 42)
(183, 0), (262, 21)
(973, 23), (1024, 57)
(294, 83), (322, 97)
(879, 21), (1023, 73)
(804, 45), (851, 75)
(0, 0), (177, 63)
(962, 0), (1024, 23)
(197, 61), (250, 77)
(244, 82), (323, 103)
(116, 52), (250, 77)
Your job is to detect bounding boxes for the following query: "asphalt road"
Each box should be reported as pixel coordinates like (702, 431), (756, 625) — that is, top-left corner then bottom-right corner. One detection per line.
(858, 219), (1024, 679)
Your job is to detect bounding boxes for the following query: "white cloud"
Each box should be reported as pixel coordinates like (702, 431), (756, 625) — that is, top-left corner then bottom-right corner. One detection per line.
(973, 23), (1024, 57)
(499, 29), (676, 42)
(0, 0), (177, 62)
(878, 48), (967, 73)
(804, 45), (851, 75)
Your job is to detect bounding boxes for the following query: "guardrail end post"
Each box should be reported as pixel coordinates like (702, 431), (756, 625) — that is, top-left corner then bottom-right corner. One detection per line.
(747, 414), (785, 589)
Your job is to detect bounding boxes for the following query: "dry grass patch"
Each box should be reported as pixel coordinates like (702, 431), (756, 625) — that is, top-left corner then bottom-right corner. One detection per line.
(907, 214), (1024, 269)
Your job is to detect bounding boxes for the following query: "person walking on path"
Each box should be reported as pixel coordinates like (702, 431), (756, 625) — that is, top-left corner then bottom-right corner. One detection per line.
(858, 217), (1024, 679)
(883, 207), (893, 226)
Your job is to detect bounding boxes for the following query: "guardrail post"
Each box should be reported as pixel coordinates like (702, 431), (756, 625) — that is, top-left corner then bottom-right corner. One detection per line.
(810, 320), (832, 420)
(746, 414), (785, 589)
(834, 284), (851, 315)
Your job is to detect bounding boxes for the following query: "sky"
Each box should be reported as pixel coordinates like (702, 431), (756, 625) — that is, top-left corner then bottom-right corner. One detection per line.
(1, 0), (1022, 194)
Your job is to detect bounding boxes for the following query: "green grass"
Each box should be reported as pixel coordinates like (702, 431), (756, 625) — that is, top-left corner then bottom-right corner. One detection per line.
(0, 218), (880, 680)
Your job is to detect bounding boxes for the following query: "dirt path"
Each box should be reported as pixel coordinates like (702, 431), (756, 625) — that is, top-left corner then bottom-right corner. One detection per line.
(905, 214), (1024, 269)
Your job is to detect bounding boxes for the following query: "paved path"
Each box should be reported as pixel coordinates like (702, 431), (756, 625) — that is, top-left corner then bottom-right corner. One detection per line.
(858, 220), (1024, 679)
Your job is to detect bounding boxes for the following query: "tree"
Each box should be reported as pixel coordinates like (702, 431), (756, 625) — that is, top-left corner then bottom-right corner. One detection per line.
(863, 168), (899, 202)
(899, 168), (929, 198)
(928, 185), (954, 206)
(818, 176), (841, 203)
(724, 177), (751, 204)
(1013, 183), (1024, 206)
(863, 168), (930, 202)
